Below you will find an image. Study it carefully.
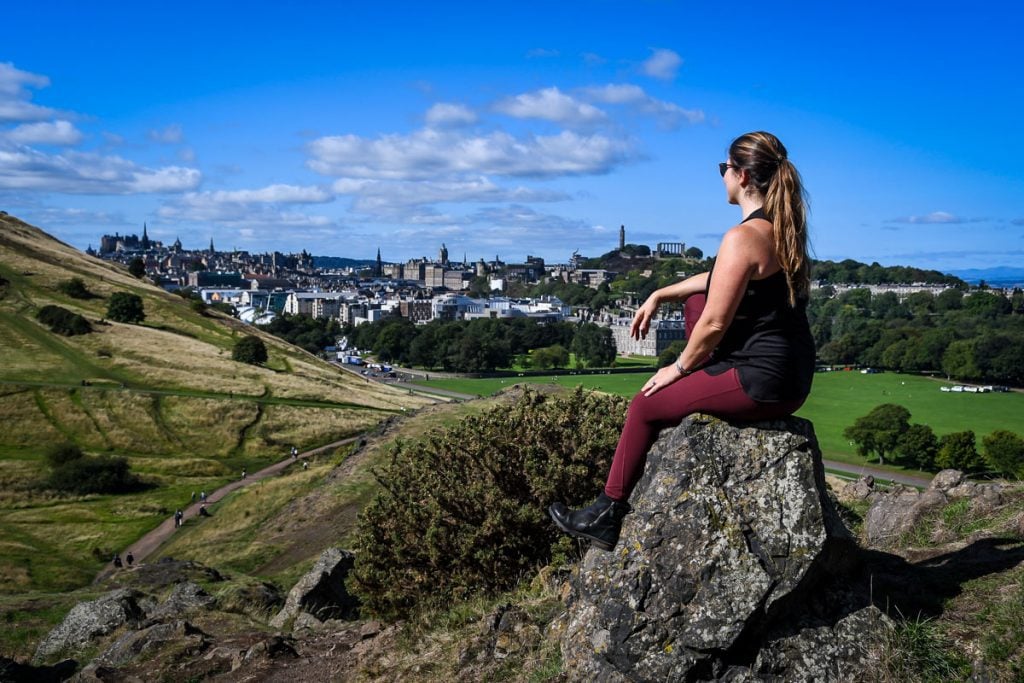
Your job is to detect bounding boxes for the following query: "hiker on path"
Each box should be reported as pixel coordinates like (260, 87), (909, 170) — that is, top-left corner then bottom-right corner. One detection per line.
(174, 509), (184, 528)
(126, 551), (134, 567)
(112, 553), (123, 569)
(291, 446), (298, 459)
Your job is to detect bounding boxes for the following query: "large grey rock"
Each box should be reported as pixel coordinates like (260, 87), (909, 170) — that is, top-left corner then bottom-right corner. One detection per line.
(90, 620), (207, 668)
(34, 589), (148, 662)
(148, 581), (216, 620)
(269, 547), (358, 628)
(865, 486), (948, 546)
(561, 415), (876, 682)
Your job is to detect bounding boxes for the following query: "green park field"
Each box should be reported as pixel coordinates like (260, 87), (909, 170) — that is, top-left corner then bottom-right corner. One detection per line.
(411, 370), (1024, 466)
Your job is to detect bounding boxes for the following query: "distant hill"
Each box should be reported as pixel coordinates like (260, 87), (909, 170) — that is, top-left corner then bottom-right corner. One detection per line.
(945, 266), (1024, 288)
(313, 255), (377, 270)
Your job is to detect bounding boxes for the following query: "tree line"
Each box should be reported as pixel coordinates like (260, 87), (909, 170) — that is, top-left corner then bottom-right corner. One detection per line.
(844, 403), (1024, 478)
(810, 286), (1024, 385)
(341, 316), (615, 372)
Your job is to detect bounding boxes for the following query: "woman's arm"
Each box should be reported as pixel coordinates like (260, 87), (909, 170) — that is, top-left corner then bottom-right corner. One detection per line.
(641, 228), (759, 396)
(630, 272), (709, 340)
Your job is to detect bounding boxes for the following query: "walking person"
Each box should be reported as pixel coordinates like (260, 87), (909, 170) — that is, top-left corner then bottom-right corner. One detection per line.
(126, 551), (134, 567)
(112, 553), (123, 569)
(550, 132), (815, 551)
(174, 509), (184, 528)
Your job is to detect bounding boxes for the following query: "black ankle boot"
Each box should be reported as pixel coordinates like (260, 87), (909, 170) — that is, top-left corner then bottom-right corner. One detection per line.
(548, 493), (631, 551)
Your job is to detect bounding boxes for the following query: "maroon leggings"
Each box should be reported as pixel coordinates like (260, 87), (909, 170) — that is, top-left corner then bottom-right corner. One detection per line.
(604, 295), (804, 501)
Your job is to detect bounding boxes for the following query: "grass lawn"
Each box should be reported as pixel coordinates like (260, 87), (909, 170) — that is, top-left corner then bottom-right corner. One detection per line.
(410, 371), (1024, 467)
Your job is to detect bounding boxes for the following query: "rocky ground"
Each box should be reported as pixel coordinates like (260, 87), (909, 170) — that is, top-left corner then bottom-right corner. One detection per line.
(5, 415), (1023, 682)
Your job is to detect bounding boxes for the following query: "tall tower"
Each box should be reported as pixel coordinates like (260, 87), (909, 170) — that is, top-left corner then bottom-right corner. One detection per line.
(439, 243), (449, 266)
(619, 224), (625, 250)
(141, 222), (150, 250)
(209, 237), (215, 255)
(376, 248), (383, 277)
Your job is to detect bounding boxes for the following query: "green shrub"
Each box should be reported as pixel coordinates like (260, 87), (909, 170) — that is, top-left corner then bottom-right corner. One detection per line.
(36, 305), (92, 336)
(106, 292), (145, 324)
(57, 277), (94, 299)
(349, 387), (626, 619)
(232, 335), (268, 365)
(43, 442), (84, 468)
(47, 455), (143, 494)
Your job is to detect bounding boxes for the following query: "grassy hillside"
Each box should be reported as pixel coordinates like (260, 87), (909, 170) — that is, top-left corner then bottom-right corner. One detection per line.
(0, 213), (430, 593)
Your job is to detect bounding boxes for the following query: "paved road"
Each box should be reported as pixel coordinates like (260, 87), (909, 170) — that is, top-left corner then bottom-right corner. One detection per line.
(822, 458), (931, 488)
(94, 436), (362, 583)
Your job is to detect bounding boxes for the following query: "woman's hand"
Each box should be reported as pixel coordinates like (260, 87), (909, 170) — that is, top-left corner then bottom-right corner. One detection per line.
(641, 362), (684, 397)
(630, 296), (659, 340)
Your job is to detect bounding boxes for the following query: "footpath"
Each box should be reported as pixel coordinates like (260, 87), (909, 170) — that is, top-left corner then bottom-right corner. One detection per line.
(94, 436), (361, 584)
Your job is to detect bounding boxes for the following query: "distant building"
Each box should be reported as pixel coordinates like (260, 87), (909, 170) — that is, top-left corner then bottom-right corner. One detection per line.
(608, 318), (686, 356)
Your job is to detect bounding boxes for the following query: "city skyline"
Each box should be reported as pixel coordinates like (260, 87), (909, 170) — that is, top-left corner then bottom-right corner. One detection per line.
(1, 2), (1022, 272)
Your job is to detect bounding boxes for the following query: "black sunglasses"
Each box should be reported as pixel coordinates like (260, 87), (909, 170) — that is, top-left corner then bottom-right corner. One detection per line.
(719, 162), (738, 177)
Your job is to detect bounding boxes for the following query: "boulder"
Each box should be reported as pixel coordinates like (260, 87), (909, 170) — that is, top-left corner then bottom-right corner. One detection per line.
(864, 486), (948, 547)
(148, 582), (216, 620)
(34, 589), (148, 662)
(561, 415), (883, 682)
(91, 620), (207, 668)
(269, 547), (358, 628)
(930, 469), (966, 491)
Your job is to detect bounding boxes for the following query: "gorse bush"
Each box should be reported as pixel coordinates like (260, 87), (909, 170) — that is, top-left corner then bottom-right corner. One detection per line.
(36, 305), (92, 336)
(47, 455), (143, 495)
(349, 387), (627, 619)
(106, 292), (145, 324)
(57, 277), (94, 299)
(233, 335), (268, 365)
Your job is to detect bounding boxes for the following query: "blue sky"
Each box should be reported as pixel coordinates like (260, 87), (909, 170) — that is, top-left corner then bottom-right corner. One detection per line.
(1, 1), (1022, 272)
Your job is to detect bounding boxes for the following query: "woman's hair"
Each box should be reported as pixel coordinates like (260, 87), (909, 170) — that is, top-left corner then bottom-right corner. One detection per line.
(729, 131), (810, 306)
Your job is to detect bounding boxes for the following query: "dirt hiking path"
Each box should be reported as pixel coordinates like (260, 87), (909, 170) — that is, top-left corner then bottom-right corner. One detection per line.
(94, 436), (360, 583)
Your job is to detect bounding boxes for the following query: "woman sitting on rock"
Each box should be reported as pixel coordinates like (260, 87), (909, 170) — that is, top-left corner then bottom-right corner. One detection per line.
(550, 131), (816, 550)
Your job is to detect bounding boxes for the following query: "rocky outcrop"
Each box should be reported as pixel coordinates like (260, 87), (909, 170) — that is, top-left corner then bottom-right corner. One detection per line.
(33, 589), (150, 663)
(864, 469), (1009, 547)
(270, 547), (359, 629)
(148, 582), (216, 620)
(0, 656), (77, 683)
(561, 415), (887, 682)
(89, 620), (207, 669)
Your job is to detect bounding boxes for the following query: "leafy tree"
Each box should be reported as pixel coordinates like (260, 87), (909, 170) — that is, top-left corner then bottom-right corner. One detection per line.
(982, 430), (1024, 479)
(57, 277), (93, 299)
(657, 340), (687, 368)
(531, 344), (569, 369)
(941, 340), (979, 380)
(106, 292), (145, 324)
(232, 335), (268, 365)
(843, 404), (911, 465)
(895, 423), (939, 470)
(349, 387), (627, 619)
(128, 257), (146, 278)
(44, 442), (84, 468)
(685, 246), (703, 259)
(37, 305), (92, 336)
(936, 431), (984, 473)
(572, 322), (615, 368)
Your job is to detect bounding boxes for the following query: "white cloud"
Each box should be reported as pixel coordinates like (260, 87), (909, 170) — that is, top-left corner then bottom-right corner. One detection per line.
(158, 183), (336, 229)
(641, 48), (683, 80)
(0, 62), (58, 122)
(7, 120), (83, 145)
(307, 128), (634, 180)
(582, 83), (704, 128)
(425, 103), (478, 127)
(148, 124), (184, 144)
(494, 87), (606, 125)
(895, 211), (965, 224)
(20, 206), (130, 227)
(204, 184), (332, 204)
(333, 176), (567, 221)
(159, 193), (334, 227)
(0, 145), (201, 194)
(582, 52), (607, 67)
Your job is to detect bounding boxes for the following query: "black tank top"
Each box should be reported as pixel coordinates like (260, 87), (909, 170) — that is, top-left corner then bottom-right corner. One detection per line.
(702, 208), (815, 402)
